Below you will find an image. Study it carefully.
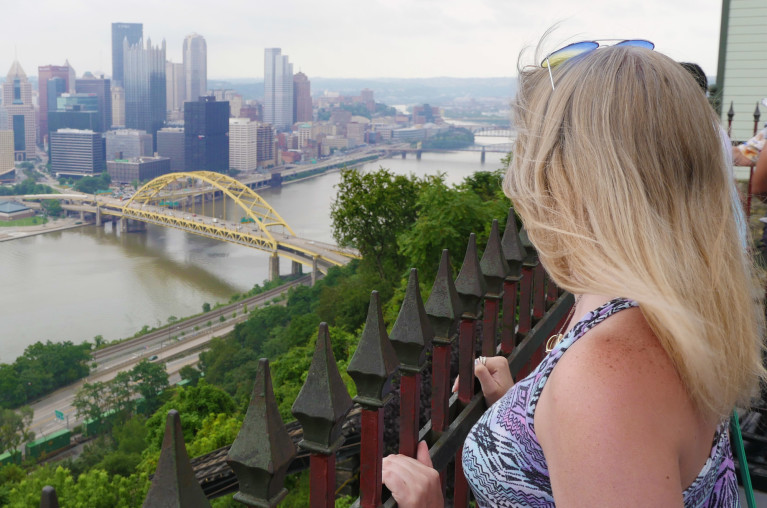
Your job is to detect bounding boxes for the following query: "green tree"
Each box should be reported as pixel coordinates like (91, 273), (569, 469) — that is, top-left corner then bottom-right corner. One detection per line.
(398, 176), (507, 281)
(41, 199), (62, 217)
(0, 406), (34, 460)
(179, 365), (203, 386)
(130, 360), (169, 414)
(202, 302), (211, 313)
(330, 168), (425, 279)
(73, 381), (110, 423)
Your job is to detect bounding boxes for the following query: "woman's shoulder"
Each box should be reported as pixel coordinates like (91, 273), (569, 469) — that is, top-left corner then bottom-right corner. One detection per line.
(535, 303), (706, 504)
(545, 303), (689, 424)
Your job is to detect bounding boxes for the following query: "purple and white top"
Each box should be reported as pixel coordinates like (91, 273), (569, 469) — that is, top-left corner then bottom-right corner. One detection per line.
(462, 297), (738, 507)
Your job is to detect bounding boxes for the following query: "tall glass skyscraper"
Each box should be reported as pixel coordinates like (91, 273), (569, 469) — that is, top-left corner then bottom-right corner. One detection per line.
(184, 96), (229, 173)
(264, 48), (293, 131)
(124, 38), (167, 150)
(183, 34), (207, 103)
(111, 23), (143, 88)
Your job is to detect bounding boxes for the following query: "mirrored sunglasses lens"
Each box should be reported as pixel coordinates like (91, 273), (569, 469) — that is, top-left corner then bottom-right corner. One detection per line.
(616, 39), (655, 50)
(543, 41), (599, 68)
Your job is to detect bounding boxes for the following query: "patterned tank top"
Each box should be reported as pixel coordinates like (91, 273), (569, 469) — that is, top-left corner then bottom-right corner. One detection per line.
(462, 297), (738, 507)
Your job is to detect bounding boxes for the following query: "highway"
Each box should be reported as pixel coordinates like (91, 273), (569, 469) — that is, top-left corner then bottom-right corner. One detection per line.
(27, 274), (314, 440)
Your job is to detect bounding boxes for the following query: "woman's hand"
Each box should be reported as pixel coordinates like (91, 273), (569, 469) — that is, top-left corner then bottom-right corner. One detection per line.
(382, 441), (443, 508)
(453, 356), (514, 406)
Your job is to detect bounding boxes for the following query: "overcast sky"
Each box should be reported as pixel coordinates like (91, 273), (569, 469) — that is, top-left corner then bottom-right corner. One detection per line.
(2, 0), (723, 80)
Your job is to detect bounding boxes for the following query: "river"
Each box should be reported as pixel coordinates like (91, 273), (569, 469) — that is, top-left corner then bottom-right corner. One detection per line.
(0, 148), (505, 363)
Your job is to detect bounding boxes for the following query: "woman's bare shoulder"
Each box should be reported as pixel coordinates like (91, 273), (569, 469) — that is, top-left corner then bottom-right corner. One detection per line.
(535, 305), (694, 506)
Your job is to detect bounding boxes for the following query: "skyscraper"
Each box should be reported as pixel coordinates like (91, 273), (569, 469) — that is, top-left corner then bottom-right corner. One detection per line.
(184, 96), (229, 173)
(38, 65), (71, 146)
(50, 129), (106, 177)
(293, 71), (312, 123)
(124, 37), (167, 149)
(111, 22), (143, 88)
(2, 61), (36, 160)
(263, 48), (293, 130)
(229, 118), (258, 171)
(76, 76), (112, 133)
(165, 60), (185, 119)
(183, 34), (207, 102)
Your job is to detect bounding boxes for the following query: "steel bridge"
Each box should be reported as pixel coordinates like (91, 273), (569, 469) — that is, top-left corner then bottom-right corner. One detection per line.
(470, 126), (515, 137)
(22, 171), (359, 281)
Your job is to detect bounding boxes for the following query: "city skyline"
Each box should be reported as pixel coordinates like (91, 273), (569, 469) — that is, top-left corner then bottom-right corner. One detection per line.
(2, 1), (724, 80)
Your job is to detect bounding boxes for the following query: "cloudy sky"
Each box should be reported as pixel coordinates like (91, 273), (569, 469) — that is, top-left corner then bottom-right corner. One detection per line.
(2, 0), (723, 80)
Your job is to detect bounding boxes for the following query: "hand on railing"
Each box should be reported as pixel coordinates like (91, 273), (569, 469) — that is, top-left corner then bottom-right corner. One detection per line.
(382, 441), (444, 508)
(452, 356), (515, 406)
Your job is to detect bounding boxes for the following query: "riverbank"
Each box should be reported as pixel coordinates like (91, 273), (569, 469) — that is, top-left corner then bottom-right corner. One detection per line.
(0, 217), (85, 242)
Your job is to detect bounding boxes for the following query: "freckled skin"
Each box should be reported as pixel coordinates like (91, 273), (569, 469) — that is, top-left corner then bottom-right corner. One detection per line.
(535, 294), (716, 507)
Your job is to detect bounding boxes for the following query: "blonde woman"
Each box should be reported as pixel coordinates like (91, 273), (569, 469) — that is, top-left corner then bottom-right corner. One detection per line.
(382, 41), (765, 507)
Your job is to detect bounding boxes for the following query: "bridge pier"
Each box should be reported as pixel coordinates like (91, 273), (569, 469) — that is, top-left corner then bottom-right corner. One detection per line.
(269, 252), (280, 282)
(416, 150), (421, 160)
(401, 151), (406, 159)
(95, 207), (101, 226)
(291, 261), (302, 276)
(80, 210), (85, 221)
(481, 147), (486, 164)
(311, 257), (319, 286)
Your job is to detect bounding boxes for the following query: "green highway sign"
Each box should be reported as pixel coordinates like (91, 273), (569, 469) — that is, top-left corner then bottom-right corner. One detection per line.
(54, 410), (64, 421)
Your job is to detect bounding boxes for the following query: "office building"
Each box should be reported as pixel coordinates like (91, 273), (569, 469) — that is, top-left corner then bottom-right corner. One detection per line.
(293, 72), (312, 123)
(49, 129), (106, 177)
(105, 129), (153, 160)
(112, 22), (143, 87)
(3, 61), (36, 160)
(0, 131), (14, 173)
(111, 86), (125, 127)
(229, 118), (258, 171)
(48, 110), (101, 133)
(212, 89), (242, 117)
(124, 37), (166, 149)
(107, 156), (170, 184)
(157, 127), (185, 171)
(184, 96), (229, 172)
(256, 123), (275, 167)
(165, 61), (185, 120)
(38, 65), (71, 145)
(263, 48), (293, 130)
(183, 34), (207, 102)
(75, 77), (112, 134)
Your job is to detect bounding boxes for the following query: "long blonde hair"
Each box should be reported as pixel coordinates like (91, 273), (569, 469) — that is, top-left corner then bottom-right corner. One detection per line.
(505, 44), (765, 418)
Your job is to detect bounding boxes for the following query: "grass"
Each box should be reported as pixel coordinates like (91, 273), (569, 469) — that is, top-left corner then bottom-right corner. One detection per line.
(0, 216), (47, 227)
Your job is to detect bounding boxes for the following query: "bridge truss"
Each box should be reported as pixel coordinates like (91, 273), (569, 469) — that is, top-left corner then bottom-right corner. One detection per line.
(122, 172), (295, 252)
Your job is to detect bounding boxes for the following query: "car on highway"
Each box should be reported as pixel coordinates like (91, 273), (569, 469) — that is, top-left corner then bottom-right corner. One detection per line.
(148, 355), (159, 361)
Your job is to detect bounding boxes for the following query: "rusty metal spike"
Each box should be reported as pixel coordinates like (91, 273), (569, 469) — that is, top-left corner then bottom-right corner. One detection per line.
(518, 226), (539, 267)
(425, 249), (461, 345)
(389, 269), (434, 373)
(347, 291), (399, 408)
(40, 486), (59, 508)
(454, 233), (487, 318)
(292, 323), (354, 453)
(143, 410), (211, 508)
(755, 101), (762, 122)
(480, 219), (511, 297)
(227, 359), (295, 507)
(728, 101), (735, 121)
(501, 208), (526, 279)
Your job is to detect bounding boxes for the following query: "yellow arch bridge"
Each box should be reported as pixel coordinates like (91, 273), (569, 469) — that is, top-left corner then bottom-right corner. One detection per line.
(23, 171), (359, 282)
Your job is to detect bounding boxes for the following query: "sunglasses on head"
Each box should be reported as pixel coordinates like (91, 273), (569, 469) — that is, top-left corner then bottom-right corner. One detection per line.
(541, 39), (655, 90)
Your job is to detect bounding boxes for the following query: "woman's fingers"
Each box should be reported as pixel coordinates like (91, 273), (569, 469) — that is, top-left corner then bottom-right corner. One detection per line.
(382, 443), (443, 508)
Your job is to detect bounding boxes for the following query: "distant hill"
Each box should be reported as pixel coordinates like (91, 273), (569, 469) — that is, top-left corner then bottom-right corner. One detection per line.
(207, 77), (517, 105)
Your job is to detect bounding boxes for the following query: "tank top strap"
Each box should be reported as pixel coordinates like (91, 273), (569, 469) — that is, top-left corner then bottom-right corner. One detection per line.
(528, 297), (639, 414)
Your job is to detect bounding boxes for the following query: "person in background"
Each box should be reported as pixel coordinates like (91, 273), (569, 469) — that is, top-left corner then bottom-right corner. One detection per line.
(382, 40), (765, 507)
